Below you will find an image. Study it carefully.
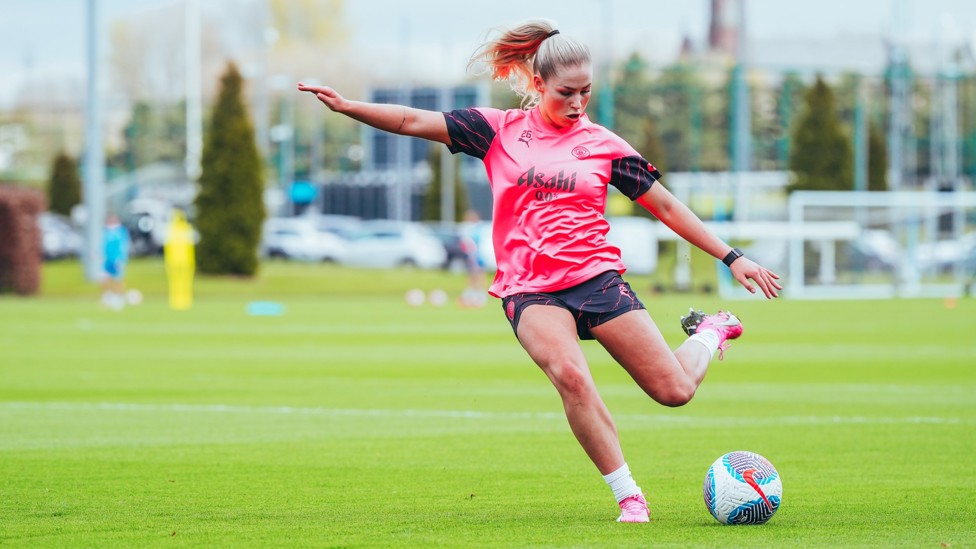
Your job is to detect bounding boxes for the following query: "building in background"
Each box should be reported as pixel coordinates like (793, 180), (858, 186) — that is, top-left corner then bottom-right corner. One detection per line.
(315, 83), (491, 221)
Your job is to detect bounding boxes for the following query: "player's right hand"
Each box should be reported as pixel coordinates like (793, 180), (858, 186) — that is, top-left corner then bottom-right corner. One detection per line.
(730, 257), (781, 299)
(297, 82), (345, 113)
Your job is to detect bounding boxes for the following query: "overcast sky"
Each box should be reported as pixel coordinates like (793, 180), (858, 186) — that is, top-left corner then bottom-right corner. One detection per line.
(2, 0), (976, 107)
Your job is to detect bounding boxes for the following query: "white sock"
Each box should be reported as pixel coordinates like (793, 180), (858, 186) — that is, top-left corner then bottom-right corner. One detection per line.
(687, 330), (720, 360)
(603, 463), (642, 503)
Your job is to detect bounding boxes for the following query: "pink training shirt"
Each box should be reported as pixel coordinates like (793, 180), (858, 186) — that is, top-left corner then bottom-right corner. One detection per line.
(444, 107), (660, 298)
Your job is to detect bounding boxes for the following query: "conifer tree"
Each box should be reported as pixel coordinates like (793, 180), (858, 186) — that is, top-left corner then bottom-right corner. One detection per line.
(194, 62), (264, 275)
(788, 75), (853, 192)
(47, 153), (82, 216)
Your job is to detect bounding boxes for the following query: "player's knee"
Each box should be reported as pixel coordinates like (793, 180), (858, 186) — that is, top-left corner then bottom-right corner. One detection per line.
(550, 362), (594, 401)
(652, 383), (696, 408)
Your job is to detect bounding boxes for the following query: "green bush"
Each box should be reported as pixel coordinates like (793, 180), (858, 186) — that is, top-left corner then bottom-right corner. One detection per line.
(0, 186), (44, 295)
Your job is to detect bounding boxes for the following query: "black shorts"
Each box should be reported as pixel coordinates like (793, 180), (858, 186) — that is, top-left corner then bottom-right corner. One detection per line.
(501, 271), (646, 341)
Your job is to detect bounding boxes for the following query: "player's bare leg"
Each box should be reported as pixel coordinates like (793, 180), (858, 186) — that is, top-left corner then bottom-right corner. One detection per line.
(515, 304), (648, 522)
(592, 309), (743, 406)
(516, 305), (623, 473)
(591, 310), (709, 406)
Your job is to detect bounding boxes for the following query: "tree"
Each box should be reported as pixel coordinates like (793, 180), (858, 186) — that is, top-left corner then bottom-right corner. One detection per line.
(639, 113), (667, 177)
(962, 71), (976, 180)
(773, 72), (807, 170)
(698, 68), (733, 172)
(115, 101), (187, 171)
(194, 63), (264, 276)
(601, 53), (666, 217)
(108, 11), (201, 104)
(867, 119), (888, 191)
(269, 0), (348, 48)
(422, 144), (468, 222)
(47, 153), (82, 216)
(788, 75), (853, 192)
(613, 55), (652, 148)
(652, 61), (699, 173)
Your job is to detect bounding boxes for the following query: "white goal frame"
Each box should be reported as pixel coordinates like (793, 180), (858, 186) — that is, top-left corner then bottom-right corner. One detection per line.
(784, 191), (976, 299)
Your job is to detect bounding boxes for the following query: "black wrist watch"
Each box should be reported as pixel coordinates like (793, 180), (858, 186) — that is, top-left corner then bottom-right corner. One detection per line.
(722, 247), (744, 267)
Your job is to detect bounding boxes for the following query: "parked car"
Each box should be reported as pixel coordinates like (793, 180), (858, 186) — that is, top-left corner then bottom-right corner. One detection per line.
(848, 229), (900, 271)
(339, 220), (447, 269)
(261, 217), (348, 262)
(305, 214), (362, 239)
(122, 198), (173, 256)
(38, 212), (83, 260)
(916, 232), (976, 274)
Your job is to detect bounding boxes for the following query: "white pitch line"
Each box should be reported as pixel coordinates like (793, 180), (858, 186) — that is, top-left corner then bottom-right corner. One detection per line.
(1, 401), (973, 426)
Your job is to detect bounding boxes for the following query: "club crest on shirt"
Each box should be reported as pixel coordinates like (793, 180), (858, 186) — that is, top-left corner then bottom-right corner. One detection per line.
(571, 146), (590, 159)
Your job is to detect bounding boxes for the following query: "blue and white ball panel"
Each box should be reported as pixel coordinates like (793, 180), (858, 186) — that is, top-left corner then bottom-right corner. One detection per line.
(703, 451), (783, 525)
(723, 451), (779, 486)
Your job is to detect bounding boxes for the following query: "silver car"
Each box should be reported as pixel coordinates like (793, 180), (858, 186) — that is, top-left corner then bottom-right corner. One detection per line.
(339, 220), (447, 269)
(38, 212), (83, 260)
(261, 217), (348, 262)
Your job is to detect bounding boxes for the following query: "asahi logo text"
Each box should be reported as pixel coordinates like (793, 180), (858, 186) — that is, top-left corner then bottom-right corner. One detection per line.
(516, 166), (578, 202)
(516, 167), (577, 192)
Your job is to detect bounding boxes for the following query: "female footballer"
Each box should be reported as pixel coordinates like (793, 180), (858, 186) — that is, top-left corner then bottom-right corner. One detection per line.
(298, 19), (781, 523)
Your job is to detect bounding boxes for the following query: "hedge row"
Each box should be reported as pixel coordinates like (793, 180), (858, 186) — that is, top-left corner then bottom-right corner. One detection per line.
(0, 185), (45, 295)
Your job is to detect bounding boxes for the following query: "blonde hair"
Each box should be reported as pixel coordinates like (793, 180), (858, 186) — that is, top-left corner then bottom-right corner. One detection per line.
(468, 19), (591, 110)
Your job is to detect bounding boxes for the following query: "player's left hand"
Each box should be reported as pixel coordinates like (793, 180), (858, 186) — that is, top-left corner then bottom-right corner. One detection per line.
(730, 257), (782, 299)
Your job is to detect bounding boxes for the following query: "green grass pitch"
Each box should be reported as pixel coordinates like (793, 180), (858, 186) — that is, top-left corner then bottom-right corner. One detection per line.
(1, 260), (974, 547)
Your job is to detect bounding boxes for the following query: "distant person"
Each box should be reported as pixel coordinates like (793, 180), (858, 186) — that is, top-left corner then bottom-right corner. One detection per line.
(101, 213), (130, 310)
(299, 19), (780, 523)
(459, 209), (488, 308)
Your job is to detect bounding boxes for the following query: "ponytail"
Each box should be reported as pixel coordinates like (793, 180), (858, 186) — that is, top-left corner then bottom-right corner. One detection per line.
(469, 19), (591, 110)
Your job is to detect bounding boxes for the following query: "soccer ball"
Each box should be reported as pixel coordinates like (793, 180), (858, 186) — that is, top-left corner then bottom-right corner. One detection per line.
(428, 289), (448, 307)
(703, 451), (782, 525)
(404, 288), (425, 307)
(125, 289), (143, 305)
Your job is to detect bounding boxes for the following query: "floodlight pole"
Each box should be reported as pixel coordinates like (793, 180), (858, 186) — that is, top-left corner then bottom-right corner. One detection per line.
(853, 75), (867, 193)
(731, 0), (751, 174)
(82, 0), (105, 282)
(393, 19), (413, 222)
(887, 0), (913, 193)
(269, 75), (295, 215)
(394, 85), (412, 222)
(185, 0), (203, 182)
